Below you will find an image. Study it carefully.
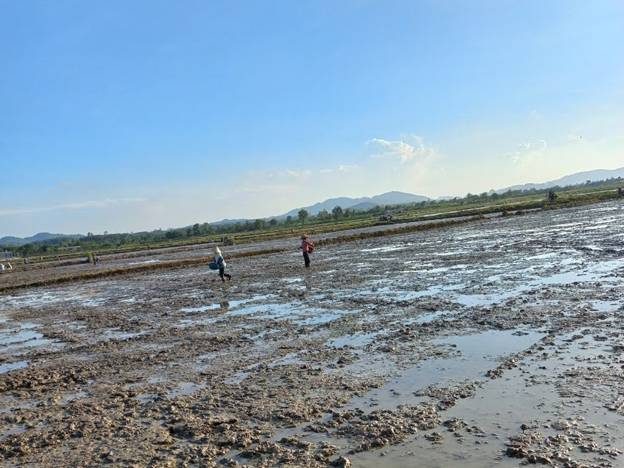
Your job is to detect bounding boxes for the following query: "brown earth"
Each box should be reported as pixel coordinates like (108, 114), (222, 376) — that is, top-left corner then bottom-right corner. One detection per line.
(1, 200), (623, 467)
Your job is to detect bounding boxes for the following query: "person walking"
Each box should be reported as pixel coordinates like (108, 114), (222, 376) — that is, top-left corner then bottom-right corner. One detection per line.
(213, 247), (232, 282)
(299, 235), (314, 268)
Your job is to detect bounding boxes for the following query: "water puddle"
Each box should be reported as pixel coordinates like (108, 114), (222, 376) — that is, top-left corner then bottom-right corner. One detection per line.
(180, 303), (223, 313)
(128, 259), (161, 265)
(295, 311), (346, 326)
(0, 424), (27, 443)
(136, 393), (158, 404)
(404, 310), (456, 325)
(222, 300), (354, 326)
(361, 244), (410, 253)
(328, 331), (383, 349)
(0, 320), (58, 355)
(353, 283), (465, 303)
(0, 360), (29, 374)
(225, 370), (251, 385)
(269, 352), (305, 367)
(100, 329), (144, 341)
(352, 330), (624, 467)
(167, 382), (205, 398)
(180, 294), (276, 314)
(590, 300), (622, 313)
(453, 259), (624, 307)
(347, 330), (543, 412)
(283, 277), (303, 284)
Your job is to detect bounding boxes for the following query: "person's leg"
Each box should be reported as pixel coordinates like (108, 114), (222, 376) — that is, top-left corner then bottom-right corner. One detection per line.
(219, 267), (226, 281)
(303, 252), (310, 268)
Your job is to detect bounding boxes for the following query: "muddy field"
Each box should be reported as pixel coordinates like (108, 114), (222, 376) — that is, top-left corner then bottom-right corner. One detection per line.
(1, 201), (624, 467)
(0, 214), (489, 290)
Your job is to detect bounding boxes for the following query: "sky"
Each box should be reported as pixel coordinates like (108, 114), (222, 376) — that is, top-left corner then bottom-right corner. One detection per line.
(1, 0), (623, 237)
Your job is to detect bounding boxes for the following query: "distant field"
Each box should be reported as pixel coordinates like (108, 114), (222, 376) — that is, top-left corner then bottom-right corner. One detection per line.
(7, 181), (622, 264)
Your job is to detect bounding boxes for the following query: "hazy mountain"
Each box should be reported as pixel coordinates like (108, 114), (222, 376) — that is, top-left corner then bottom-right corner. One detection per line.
(500, 167), (624, 193)
(281, 191), (430, 218)
(7, 168), (622, 242)
(208, 218), (248, 227)
(349, 201), (380, 212)
(369, 191), (429, 205)
(0, 232), (83, 247)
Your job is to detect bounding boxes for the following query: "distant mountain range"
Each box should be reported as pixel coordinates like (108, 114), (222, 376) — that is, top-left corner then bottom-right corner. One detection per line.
(3, 167), (623, 245)
(499, 167), (624, 193)
(281, 191), (430, 218)
(0, 232), (82, 247)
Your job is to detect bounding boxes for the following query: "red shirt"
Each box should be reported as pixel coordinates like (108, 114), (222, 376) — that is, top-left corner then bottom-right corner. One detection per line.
(301, 239), (313, 253)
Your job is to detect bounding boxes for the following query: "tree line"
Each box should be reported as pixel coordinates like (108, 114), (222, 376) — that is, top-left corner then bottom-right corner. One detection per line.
(4, 177), (622, 257)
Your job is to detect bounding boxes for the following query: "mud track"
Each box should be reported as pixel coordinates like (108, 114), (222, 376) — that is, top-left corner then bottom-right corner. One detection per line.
(1, 201), (624, 467)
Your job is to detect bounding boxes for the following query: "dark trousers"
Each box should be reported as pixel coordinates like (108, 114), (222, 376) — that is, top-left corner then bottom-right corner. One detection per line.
(303, 252), (310, 268)
(219, 267), (231, 281)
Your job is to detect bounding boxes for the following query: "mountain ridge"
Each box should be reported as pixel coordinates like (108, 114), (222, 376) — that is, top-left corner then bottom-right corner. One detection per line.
(0, 232), (83, 247)
(3, 167), (623, 242)
(281, 191), (430, 218)
(499, 167), (624, 193)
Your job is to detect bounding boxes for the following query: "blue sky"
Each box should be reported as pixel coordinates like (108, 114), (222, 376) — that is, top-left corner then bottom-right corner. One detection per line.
(1, 1), (623, 236)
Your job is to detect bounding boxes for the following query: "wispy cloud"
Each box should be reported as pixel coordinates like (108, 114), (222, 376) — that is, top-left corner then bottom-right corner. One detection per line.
(367, 134), (436, 163)
(0, 197), (147, 217)
(509, 139), (548, 164)
(247, 169), (313, 180)
(319, 164), (359, 174)
(248, 164), (359, 181)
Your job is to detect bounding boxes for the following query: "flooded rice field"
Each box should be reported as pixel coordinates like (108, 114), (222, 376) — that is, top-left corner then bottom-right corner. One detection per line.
(1, 201), (624, 467)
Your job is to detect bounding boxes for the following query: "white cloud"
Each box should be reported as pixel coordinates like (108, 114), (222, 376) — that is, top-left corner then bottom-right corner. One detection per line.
(247, 163), (359, 183)
(0, 197), (147, 217)
(247, 169), (313, 180)
(319, 164), (359, 174)
(223, 135), (442, 218)
(565, 133), (583, 142)
(367, 134), (436, 163)
(509, 139), (548, 164)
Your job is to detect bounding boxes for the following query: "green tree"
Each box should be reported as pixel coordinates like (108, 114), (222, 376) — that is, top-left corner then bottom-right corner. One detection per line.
(332, 206), (343, 220)
(298, 209), (309, 225)
(317, 209), (330, 220)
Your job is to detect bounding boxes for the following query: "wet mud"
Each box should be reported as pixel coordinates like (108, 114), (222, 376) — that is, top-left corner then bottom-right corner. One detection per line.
(1, 201), (623, 467)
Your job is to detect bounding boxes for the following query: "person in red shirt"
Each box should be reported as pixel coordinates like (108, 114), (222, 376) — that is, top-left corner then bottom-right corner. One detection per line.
(299, 235), (314, 268)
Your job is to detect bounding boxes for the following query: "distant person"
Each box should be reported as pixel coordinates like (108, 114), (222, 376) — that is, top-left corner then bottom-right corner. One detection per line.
(299, 235), (315, 268)
(212, 247), (231, 282)
(547, 190), (558, 203)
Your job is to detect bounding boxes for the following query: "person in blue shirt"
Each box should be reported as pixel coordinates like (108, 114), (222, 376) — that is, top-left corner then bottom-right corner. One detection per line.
(213, 247), (232, 282)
